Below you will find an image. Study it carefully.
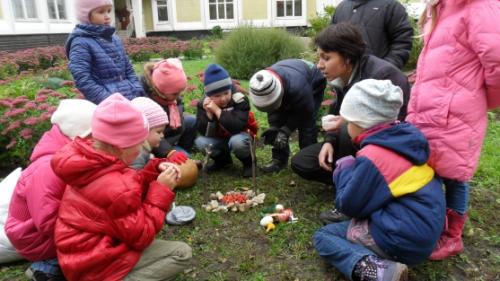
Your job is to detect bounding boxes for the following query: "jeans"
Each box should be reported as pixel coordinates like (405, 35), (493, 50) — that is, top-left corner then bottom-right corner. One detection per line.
(31, 258), (61, 275)
(194, 133), (251, 160)
(443, 178), (469, 215)
(313, 221), (375, 281)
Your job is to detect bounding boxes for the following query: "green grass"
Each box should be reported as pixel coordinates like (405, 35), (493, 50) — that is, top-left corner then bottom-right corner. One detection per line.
(1, 59), (499, 281)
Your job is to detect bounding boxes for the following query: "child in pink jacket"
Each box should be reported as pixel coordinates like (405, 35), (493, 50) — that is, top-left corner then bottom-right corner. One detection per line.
(406, 0), (500, 260)
(5, 99), (96, 280)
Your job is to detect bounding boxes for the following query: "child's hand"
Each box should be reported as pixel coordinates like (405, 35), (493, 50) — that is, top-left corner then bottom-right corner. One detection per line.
(318, 142), (334, 172)
(157, 165), (181, 189)
(322, 115), (343, 133)
(167, 150), (188, 164)
(203, 97), (220, 113)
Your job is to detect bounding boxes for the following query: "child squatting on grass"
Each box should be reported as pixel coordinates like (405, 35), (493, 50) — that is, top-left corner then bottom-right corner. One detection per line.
(313, 79), (446, 281)
(195, 64), (258, 178)
(66, 0), (144, 104)
(5, 99), (96, 281)
(51, 93), (192, 281)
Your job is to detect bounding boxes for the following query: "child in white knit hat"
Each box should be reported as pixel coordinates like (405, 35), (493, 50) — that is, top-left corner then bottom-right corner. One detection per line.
(313, 79), (445, 281)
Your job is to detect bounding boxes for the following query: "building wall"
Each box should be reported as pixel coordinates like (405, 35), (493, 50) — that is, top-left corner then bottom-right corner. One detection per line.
(0, 1), (3, 19)
(143, 0), (154, 32)
(242, 0), (267, 20)
(177, 0), (201, 22)
(307, 0), (317, 19)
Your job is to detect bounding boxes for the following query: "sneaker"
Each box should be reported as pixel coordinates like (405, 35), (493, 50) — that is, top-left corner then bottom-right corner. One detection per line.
(30, 270), (66, 281)
(354, 256), (408, 281)
(206, 155), (233, 173)
(260, 159), (286, 173)
(319, 208), (350, 224)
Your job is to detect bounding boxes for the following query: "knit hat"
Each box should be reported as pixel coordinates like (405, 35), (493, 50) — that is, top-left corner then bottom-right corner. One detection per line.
(91, 93), (149, 148)
(151, 58), (187, 96)
(340, 79), (403, 129)
(75, 0), (113, 24)
(51, 99), (97, 139)
(249, 70), (283, 112)
(203, 64), (232, 96)
(131, 97), (169, 129)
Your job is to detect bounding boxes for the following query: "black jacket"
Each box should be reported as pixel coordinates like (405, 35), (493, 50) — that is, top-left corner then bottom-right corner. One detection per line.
(325, 54), (410, 144)
(332, 0), (413, 69)
(268, 59), (326, 131)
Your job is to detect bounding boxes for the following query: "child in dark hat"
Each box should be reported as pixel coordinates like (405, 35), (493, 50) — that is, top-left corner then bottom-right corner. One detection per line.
(195, 64), (258, 177)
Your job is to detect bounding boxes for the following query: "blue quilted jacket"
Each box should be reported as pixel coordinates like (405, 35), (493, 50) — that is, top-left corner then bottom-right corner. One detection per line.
(66, 24), (144, 104)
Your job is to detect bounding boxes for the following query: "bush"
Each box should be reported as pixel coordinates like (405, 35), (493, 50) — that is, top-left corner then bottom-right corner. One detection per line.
(210, 25), (224, 40)
(183, 39), (204, 60)
(215, 26), (305, 79)
(404, 19), (423, 71)
(306, 5), (335, 38)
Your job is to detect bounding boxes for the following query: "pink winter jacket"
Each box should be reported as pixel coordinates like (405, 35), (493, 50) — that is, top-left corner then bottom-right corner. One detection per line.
(406, 0), (500, 181)
(5, 125), (70, 261)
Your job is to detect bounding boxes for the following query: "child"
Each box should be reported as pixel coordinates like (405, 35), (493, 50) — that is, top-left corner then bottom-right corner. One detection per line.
(195, 64), (258, 177)
(66, 0), (144, 104)
(51, 94), (192, 281)
(130, 96), (172, 169)
(5, 99), (96, 280)
(407, 0), (500, 260)
(313, 79), (445, 281)
(140, 58), (197, 157)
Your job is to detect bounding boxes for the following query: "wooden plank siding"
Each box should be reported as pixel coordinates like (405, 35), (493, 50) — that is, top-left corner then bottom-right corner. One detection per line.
(0, 34), (69, 52)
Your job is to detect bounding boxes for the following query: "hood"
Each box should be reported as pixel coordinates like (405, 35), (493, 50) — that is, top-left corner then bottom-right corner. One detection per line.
(51, 138), (126, 188)
(65, 24), (116, 57)
(30, 125), (70, 162)
(361, 122), (430, 165)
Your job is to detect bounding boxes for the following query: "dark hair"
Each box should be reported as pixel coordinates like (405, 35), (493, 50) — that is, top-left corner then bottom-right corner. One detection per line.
(314, 22), (366, 65)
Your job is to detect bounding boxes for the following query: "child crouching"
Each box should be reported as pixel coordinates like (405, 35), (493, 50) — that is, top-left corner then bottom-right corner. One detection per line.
(313, 80), (445, 281)
(51, 93), (191, 281)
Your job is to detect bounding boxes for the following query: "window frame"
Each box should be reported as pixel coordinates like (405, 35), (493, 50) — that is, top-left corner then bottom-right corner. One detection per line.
(275, 0), (303, 18)
(207, 0), (235, 22)
(47, 0), (68, 21)
(11, 0), (39, 21)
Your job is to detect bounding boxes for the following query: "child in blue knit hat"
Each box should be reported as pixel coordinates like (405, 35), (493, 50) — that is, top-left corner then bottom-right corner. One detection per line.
(195, 64), (258, 177)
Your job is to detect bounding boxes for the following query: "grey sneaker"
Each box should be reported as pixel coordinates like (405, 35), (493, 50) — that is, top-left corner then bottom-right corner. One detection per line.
(319, 208), (350, 224)
(354, 256), (408, 281)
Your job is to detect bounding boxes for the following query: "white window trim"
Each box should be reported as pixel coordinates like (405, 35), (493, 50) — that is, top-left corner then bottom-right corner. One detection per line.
(11, 0), (40, 22)
(205, 0), (237, 23)
(47, 0), (69, 22)
(274, 0), (305, 19)
(152, 0), (174, 30)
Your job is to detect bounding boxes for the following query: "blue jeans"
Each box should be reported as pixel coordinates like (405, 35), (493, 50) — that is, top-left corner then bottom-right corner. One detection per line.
(443, 178), (469, 215)
(31, 258), (61, 275)
(194, 133), (250, 160)
(313, 221), (375, 281)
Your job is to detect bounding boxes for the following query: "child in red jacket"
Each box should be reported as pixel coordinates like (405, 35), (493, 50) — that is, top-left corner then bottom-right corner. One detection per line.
(51, 93), (192, 281)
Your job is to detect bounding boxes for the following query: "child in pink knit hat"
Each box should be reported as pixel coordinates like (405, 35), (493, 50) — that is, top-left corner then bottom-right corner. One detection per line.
(66, 0), (144, 104)
(140, 58), (197, 160)
(51, 93), (192, 281)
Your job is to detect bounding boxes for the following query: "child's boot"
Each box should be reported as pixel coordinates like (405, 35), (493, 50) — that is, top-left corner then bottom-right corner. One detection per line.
(238, 156), (253, 178)
(206, 153), (232, 172)
(353, 255), (408, 281)
(429, 208), (466, 260)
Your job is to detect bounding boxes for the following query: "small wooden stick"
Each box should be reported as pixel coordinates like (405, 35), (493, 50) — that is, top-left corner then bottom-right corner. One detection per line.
(202, 144), (212, 202)
(248, 130), (257, 194)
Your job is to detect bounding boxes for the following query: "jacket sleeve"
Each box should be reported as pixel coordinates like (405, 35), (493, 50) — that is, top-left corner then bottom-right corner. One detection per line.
(68, 39), (111, 104)
(468, 1), (500, 109)
(124, 53), (145, 96)
(383, 1), (414, 69)
(196, 97), (211, 135)
(334, 156), (393, 218)
(218, 97), (250, 134)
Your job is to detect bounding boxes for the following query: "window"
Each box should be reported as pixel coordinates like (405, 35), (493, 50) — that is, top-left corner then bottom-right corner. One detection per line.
(11, 0), (38, 20)
(47, 0), (67, 20)
(276, 0), (302, 17)
(209, 0), (234, 20)
(157, 0), (168, 22)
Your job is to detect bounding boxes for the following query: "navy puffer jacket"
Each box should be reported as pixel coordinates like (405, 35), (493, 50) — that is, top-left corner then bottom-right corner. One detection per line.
(66, 24), (144, 104)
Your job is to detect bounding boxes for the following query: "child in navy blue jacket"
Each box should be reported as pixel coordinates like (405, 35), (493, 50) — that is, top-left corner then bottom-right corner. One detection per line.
(313, 79), (445, 281)
(66, 0), (144, 104)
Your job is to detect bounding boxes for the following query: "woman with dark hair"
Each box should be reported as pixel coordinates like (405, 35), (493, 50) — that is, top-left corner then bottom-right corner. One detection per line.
(291, 23), (411, 222)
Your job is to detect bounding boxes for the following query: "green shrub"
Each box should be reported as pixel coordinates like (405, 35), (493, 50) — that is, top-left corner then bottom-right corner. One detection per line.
(183, 39), (204, 60)
(404, 19), (423, 71)
(210, 25), (224, 40)
(215, 26), (305, 79)
(306, 5), (335, 38)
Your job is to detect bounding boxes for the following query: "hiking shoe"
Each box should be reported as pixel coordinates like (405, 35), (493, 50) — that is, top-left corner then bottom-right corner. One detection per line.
(260, 159), (286, 173)
(30, 270), (66, 281)
(206, 154), (233, 173)
(239, 156), (253, 178)
(354, 255), (408, 281)
(319, 208), (350, 224)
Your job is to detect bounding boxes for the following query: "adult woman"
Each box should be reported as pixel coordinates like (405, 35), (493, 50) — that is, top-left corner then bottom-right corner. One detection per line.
(407, 0), (500, 260)
(291, 23), (411, 223)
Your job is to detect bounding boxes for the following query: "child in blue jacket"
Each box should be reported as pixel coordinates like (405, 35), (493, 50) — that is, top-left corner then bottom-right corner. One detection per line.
(313, 79), (445, 281)
(66, 0), (144, 104)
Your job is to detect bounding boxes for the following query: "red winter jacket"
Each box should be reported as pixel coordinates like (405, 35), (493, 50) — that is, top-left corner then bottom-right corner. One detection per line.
(51, 138), (175, 281)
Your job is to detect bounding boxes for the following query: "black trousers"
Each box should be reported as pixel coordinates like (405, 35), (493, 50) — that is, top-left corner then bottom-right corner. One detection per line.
(291, 124), (357, 185)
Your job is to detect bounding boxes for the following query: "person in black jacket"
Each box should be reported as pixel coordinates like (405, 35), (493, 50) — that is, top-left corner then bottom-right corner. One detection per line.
(290, 23), (411, 223)
(331, 0), (413, 69)
(195, 64), (258, 177)
(249, 59), (326, 173)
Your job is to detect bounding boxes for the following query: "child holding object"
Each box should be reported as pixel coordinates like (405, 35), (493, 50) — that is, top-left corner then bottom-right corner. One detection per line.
(51, 93), (191, 281)
(313, 79), (445, 281)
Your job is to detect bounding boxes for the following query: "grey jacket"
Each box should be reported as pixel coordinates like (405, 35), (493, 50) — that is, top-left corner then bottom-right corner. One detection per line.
(331, 0), (413, 69)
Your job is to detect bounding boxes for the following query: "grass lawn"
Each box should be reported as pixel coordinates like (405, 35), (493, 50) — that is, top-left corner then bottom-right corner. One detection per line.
(0, 58), (499, 281)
